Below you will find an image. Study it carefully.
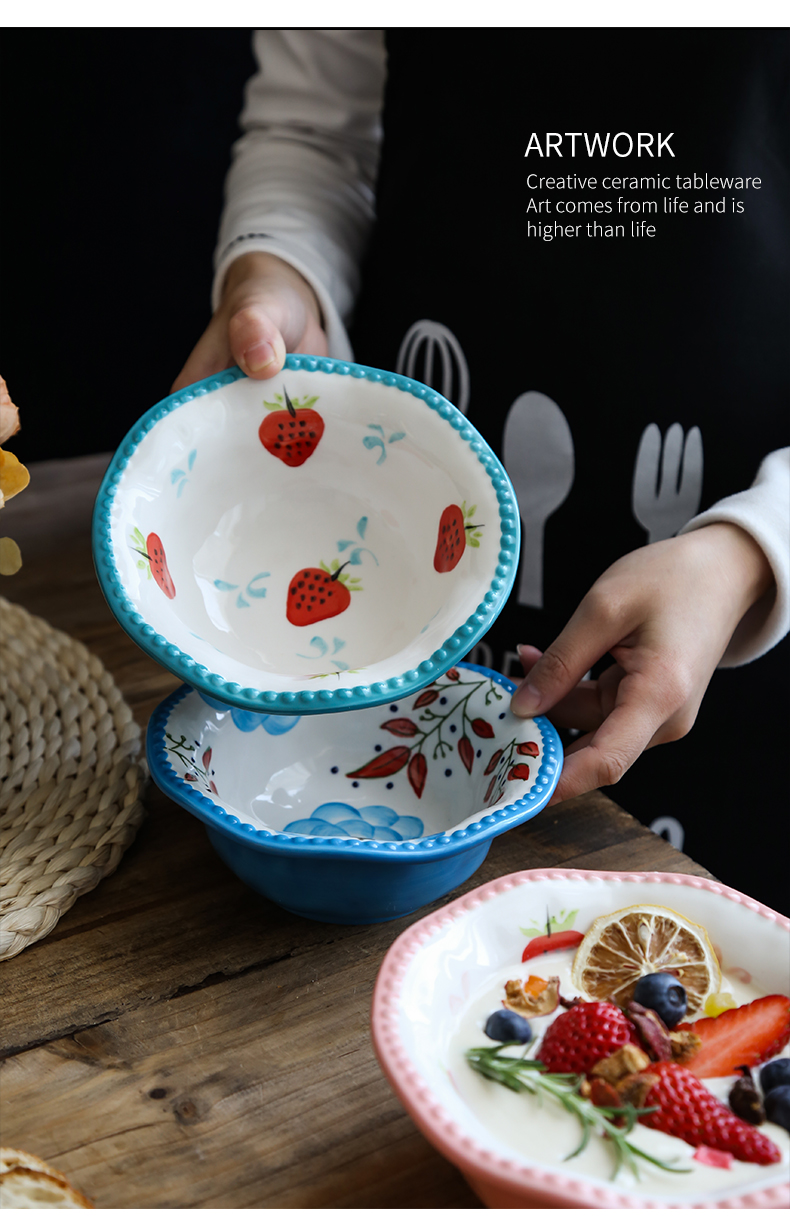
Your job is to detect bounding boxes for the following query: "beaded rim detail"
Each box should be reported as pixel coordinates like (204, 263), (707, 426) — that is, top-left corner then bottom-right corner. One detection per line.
(145, 664), (563, 861)
(92, 357), (520, 715)
(371, 868), (790, 1209)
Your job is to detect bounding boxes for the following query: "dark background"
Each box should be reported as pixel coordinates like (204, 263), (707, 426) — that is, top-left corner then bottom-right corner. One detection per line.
(2, 28), (788, 913)
(0, 29), (257, 458)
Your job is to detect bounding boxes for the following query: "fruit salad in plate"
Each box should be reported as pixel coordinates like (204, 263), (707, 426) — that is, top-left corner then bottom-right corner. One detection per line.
(454, 904), (790, 1192)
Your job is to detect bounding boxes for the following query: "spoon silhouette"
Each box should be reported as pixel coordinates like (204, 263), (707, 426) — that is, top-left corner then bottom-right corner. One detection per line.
(503, 392), (575, 609)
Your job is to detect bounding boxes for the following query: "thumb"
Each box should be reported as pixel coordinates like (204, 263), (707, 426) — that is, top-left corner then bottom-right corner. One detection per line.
(510, 612), (619, 719)
(228, 304), (287, 380)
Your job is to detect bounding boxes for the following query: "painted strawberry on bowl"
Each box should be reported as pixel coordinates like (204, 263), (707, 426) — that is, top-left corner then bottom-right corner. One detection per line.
(93, 357), (520, 715)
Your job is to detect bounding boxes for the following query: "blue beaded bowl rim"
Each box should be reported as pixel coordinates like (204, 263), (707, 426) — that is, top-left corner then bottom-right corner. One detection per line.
(146, 666), (563, 863)
(92, 357), (520, 715)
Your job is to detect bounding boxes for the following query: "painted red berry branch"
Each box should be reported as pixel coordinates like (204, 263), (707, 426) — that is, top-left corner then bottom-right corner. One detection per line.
(347, 671), (504, 799)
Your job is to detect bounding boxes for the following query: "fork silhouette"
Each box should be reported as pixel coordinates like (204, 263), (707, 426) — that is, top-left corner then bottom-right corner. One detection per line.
(632, 423), (704, 543)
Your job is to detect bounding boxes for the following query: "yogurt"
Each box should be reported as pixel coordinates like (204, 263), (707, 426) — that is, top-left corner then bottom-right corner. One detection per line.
(447, 950), (790, 1198)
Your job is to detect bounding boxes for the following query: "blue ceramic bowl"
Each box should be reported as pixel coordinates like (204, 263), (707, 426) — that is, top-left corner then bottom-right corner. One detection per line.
(146, 664), (563, 924)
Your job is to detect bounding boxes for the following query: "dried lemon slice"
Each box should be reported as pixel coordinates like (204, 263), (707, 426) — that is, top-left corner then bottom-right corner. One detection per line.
(571, 904), (721, 1014)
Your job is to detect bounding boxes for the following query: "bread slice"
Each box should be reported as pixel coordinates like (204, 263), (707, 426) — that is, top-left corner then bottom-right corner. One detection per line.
(0, 1148), (93, 1208)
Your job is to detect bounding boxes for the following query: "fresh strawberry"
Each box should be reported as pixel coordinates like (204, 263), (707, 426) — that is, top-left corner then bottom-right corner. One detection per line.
(433, 502), (484, 573)
(678, 994), (790, 1078)
(536, 1001), (640, 1075)
(259, 388), (324, 466)
(286, 562), (353, 626)
(146, 533), (175, 599)
(642, 1061), (781, 1165)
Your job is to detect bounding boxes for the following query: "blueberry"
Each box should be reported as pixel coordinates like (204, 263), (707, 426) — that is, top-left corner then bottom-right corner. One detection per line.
(760, 1058), (790, 1096)
(484, 1009), (533, 1044)
(632, 972), (688, 1028)
(764, 1086), (790, 1132)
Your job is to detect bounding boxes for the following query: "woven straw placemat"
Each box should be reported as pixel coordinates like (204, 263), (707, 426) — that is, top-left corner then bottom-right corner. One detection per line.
(0, 596), (148, 960)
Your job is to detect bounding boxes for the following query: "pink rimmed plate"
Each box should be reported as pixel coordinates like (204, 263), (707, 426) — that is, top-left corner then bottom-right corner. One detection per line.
(371, 868), (790, 1208)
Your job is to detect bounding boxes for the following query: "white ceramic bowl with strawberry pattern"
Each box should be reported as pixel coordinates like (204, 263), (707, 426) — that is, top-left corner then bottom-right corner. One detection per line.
(93, 358), (519, 714)
(371, 868), (790, 1208)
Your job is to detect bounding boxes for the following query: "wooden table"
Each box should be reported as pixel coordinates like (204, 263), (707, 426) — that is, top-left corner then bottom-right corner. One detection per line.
(0, 456), (714, 1209)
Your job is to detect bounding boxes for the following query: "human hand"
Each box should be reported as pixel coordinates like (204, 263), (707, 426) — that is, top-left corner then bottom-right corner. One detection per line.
(510, 523), (774, 804)
(171, 252), (328, 392)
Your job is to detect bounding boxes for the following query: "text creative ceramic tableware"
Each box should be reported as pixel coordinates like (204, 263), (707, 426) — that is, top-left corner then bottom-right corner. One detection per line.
(371, 869), (790, 1209)
(93, 358), (519, 714)
(145, 665), (562, 924)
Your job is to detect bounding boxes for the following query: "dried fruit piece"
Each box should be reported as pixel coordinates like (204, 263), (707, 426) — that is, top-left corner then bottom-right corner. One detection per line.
(625, 1001), (674, 1062)
(729, 1066), (765, 1125)
(591, 1043), (650, 1085)
(504, 975), (560, 1018)
(571, 904), (720, 1014)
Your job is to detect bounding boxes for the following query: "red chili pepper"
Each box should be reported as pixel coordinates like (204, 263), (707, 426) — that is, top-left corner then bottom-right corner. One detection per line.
(521, 930), (585, 963)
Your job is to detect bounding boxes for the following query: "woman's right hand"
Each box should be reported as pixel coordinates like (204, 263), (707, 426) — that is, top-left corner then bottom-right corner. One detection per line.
(171, 251), (328, 392)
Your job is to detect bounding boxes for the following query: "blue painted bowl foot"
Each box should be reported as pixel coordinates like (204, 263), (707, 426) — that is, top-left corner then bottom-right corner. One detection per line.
(205, 829), (493, 925)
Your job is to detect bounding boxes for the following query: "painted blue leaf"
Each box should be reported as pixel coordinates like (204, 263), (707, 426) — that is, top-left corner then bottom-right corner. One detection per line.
(393, 815), (424, 839)
(357, 517), (368, 539)
(336, 539), (354, 552)
(348, 548), (363, 566)
(170, 469), (185, 483)
(235, 593), (250, 608)
(359, 805), (399, 826)
(340, 818), (376, 839)
(246, 571), (271, 598)
(177, 478), (188, 498)
(330, 660), (349, 671)
(388, 432), (406, 443)
(297, 636), (328, 659)
(230, 708), (263, 732)
(284, 818), (342, 837)
(331, 638), (346, 653)
(367, 424), (384, 434)
(363, 436), (384, 453)
(187, 449), (197, 470)
(261, 714), (301, 735)
(197, 690), (225, 709)
(312, 803), (362, 823)
(214, 579), (239, 591)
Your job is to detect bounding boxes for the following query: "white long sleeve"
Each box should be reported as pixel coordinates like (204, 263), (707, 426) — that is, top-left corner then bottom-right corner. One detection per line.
(679, 447), (790, 666)
(213, 29), (386, 359)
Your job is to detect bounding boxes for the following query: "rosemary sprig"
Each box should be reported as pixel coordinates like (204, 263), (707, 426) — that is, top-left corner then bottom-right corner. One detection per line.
(465, 1045), (691, 1181)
